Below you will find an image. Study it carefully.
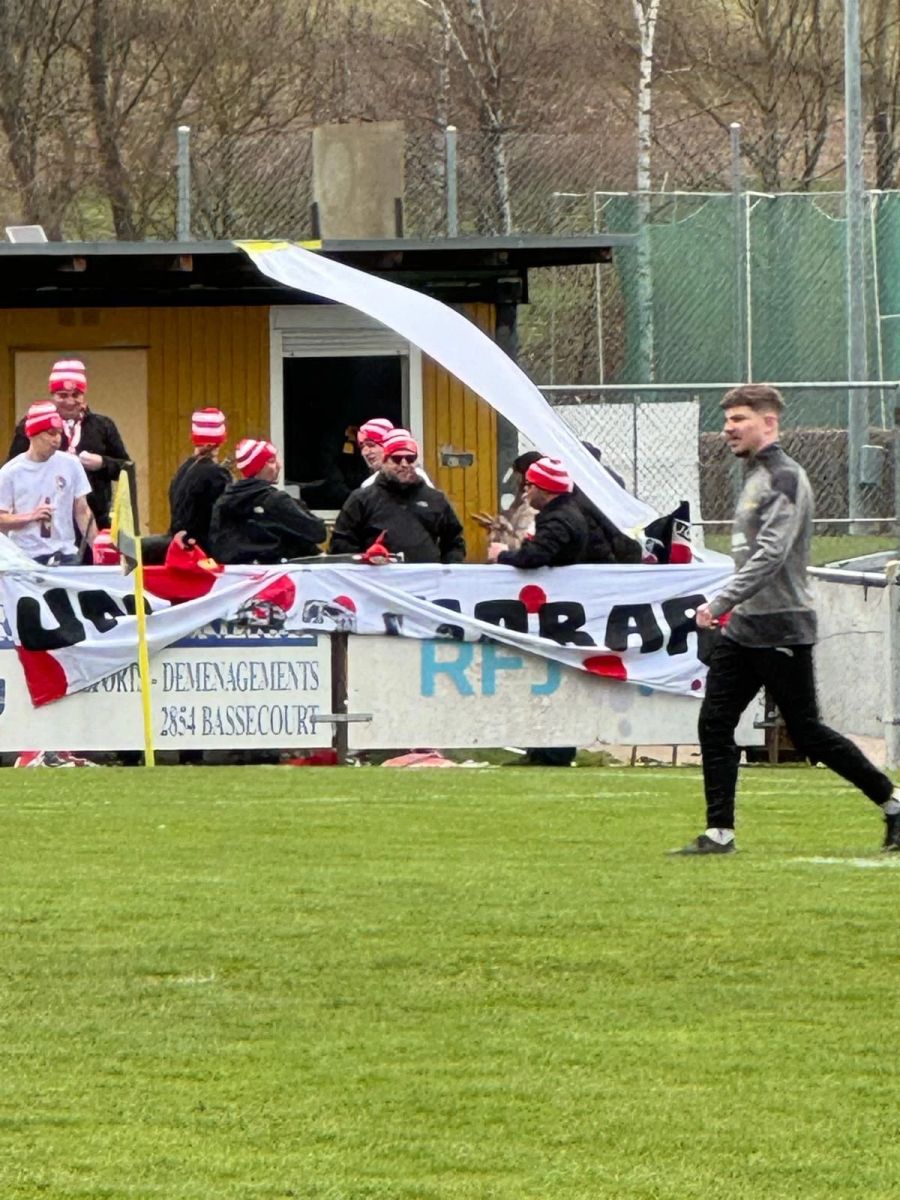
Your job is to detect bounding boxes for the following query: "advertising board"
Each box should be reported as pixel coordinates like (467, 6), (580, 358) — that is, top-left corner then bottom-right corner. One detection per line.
(0, 629), (330, 752)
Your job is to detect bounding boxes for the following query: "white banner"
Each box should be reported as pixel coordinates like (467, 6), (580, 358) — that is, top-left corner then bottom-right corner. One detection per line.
(0, 630), (330, 752)
(0, 561), (733, 706)
(0, 564), (270, 705)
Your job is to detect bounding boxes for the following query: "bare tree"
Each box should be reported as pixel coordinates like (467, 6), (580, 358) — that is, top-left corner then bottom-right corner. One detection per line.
(0, 0), (89, 236)
(407, 0), (513, 231)
(403, 0), (576, 233)
(659, 0), (844, 190)
(81, 0), (217, 238)
(866, 0), (900, 189)
(187, 0), (328, 238)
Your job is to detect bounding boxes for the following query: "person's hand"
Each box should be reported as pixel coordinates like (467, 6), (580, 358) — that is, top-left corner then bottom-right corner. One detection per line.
(31, 501), (54, 523)
(695, 602), (716, 629)
(359, 532), (390, 565)
(487, 541), (505, 563)
(78, 451), (104, 471)
(471, 512), (497, 530)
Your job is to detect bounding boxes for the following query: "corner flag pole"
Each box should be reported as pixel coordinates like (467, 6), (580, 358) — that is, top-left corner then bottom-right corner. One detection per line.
(110, 463), (156, 767)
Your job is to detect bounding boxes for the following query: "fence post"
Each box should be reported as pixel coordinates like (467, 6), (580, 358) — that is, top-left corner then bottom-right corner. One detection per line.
(591, 190), (605, 385)
(729, 123), (748, 382)
(729, 123), (747, 504)
(885, 561), (900, 770)
(445, 125), (458, 237)
(632, 392), (639, 495)
(176, 125), (191, 242)
(894, 399), (900, 540)
(844, 0), (869, 530)
(330, 632), (349, 762)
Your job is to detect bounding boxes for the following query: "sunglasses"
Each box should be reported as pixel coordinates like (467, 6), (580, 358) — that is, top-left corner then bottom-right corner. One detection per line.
(387, 454), (417, 464)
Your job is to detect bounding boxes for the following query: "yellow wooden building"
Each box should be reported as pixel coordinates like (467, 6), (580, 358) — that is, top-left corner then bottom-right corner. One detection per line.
(0, 237), (625, 558)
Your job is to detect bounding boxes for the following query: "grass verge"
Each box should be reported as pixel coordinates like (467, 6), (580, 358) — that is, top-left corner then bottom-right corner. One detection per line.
(1, 766), (897, 1199)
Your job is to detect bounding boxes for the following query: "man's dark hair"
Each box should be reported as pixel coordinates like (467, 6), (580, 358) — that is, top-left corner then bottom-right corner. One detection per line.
(720, 384), (785, 415)
(512, 450), (542, 475)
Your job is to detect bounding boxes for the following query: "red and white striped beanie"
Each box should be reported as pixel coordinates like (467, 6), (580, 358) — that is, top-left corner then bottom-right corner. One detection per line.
(25, 401), (64, 439)
(235, 437), (276, 478)
(382, 428), (418, 458)
(357, 418), (394, 445)
(48, 358), (87, 394)
(525, 457), (573, 494)
(191, 407), (227, 446)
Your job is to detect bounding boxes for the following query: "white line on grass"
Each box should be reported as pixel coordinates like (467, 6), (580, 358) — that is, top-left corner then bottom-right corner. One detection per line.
(790, 856), (900, 869)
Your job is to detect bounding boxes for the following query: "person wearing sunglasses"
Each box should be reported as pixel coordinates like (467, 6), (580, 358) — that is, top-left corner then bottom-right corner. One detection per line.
(487, 457), (588, 569)
(6, 358), (130, 540)
(357, 417), (434, 489)
(330, 430), (465, 564)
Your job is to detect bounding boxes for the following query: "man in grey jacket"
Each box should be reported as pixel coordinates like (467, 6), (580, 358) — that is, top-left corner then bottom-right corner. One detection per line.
(675, 383), (900, 855)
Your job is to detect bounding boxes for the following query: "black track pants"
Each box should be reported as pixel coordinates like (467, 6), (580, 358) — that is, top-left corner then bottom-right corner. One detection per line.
(698, 636), (892, 830)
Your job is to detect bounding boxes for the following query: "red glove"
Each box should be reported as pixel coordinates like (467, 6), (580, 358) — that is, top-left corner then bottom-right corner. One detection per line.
(359, 532), (390, 565)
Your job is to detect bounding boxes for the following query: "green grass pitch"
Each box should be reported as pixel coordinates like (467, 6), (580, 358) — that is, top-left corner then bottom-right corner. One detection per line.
(1, 765), (898, 1199)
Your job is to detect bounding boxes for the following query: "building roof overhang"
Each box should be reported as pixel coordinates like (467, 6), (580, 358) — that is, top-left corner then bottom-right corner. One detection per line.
(0, 235), (632, 308)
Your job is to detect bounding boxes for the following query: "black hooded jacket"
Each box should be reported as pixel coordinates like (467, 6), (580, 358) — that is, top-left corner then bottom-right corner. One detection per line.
(497, 492), (589, 568)
(330, 473), (466, 563)
(168, 454), (232, 551)
(208, 477), (327, 564)
(572, 489), (643, 564)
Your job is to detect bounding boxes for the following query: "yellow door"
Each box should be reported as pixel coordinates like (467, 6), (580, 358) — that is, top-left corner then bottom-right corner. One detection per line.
(421, 303), (498, 562)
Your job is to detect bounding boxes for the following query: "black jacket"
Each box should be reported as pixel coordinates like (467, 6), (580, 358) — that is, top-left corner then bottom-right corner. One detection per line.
(8, 410), (128, 529)
(168, 454), (232, 551)
(497, 492), (589, 568)
(573, 489), (643, 564)
(330, 473), (466, 564)
(208, 477), (327, 564)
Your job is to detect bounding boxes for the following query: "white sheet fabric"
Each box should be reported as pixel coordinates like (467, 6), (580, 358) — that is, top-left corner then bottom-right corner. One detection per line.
(239, 241), (657, 530)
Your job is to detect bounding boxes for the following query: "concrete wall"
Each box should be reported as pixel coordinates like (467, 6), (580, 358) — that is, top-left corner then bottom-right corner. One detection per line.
(347, 637), (763, 750)
(312, 122), (404, 239)
(810, 575), (888, 738)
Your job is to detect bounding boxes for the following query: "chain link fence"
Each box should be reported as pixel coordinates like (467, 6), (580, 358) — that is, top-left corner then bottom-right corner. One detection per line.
(539, 385), (900, 552)
(181, 128), (900, 385)
(182, 125), (738, 243)
(520, 189), (900, 388)
(173, 126), (900, 539)
(189, 130), (314, 241)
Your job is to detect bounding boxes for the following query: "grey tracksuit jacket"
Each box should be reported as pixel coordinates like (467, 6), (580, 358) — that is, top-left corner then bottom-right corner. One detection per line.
(708, 442), (817, 646)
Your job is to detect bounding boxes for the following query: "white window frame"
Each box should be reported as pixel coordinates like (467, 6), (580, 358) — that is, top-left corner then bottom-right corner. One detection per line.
(269, 306), (423, 497)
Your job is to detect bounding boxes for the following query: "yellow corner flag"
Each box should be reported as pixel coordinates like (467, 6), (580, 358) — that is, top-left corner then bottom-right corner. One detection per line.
(110, 466), (155, 767)
(110, 468), (139, 574)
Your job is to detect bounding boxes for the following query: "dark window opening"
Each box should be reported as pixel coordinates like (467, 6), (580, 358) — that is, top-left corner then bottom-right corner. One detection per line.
(283, 356), (404, 510)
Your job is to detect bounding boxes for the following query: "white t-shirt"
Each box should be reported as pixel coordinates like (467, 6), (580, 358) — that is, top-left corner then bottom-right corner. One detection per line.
(0, 451), (91, 558)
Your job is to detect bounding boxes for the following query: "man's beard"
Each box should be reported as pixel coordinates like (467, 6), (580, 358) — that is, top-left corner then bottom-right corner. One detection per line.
(383, 473), (418, 491)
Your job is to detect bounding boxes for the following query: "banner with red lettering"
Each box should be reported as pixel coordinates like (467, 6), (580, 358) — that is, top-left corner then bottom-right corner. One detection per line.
(0, 559), (734, 706)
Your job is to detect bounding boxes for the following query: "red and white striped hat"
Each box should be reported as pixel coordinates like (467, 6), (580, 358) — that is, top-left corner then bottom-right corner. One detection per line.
(48, 358), (87, 394)
(235, 437), (276, 477)
(525, 457), (573, 494)
(25, 401), (64, 439)
(382, 429), (418, 458)
(357, 418), (394, 445)
(191, 407), (227, 446)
